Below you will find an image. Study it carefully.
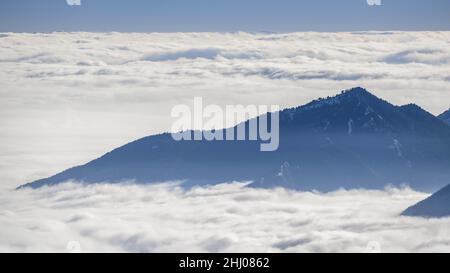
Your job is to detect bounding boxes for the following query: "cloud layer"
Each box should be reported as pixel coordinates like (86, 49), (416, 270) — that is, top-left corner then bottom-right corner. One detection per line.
(2, 182), (449, 253)
(1, 32), (450, 190)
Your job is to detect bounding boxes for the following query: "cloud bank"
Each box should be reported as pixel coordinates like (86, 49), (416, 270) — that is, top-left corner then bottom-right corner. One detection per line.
(1, 182), (449, 253)
(1, 32), (450, 190)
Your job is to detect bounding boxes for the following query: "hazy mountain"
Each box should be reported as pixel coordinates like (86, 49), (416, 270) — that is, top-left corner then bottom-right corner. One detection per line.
(402, 184), (450, 218)
(20, 87), (450, 192)
(439, 109), (450, 125)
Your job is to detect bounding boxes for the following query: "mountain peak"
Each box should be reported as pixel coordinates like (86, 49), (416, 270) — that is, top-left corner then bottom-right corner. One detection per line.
(399, 103), (427, 113)
(280, 87), (450, 137)
(283, 87), (389, 118)
(402, 184), (450, 218)
(294, 87), (381, 112)
(341, 86), (370, 95)
(338, 86), (383, 101)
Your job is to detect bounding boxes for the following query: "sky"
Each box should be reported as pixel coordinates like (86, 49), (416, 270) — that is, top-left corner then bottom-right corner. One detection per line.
(1, 0), (450, 32)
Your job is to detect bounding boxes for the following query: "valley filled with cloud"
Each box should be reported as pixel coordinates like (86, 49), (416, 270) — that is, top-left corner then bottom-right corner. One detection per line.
(1, 32), (450, 253)
(1, 32), (450, 190)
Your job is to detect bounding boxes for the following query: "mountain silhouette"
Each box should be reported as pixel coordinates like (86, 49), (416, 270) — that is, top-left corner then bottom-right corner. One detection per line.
(402, 184), (450, 218)
(20, 87), (450, 192)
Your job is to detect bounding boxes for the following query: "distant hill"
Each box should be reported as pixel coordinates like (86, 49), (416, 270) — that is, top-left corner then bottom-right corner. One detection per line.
(402, 184), (450, 218)
(20, 87), (450, 192)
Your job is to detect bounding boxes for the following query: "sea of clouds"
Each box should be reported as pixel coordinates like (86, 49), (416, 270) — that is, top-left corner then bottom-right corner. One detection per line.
(1, 32), (450, 252)
(1, 31), (450, 189)
(2, 182), (450, 253)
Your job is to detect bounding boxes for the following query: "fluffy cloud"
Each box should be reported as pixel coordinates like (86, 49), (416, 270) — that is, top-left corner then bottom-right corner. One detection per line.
(2, 182), (449, 253)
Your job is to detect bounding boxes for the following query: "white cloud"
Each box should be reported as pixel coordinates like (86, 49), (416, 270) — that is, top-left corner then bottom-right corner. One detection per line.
(1, 182), (449, 253)
(382, 48), (450, 65)
(141, 48), (262, 62)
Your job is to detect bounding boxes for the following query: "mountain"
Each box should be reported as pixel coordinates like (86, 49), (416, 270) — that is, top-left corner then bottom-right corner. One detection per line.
(20, 87), (450, 192)
(439, 109), (450, 125)
(402, 184), (450, 218)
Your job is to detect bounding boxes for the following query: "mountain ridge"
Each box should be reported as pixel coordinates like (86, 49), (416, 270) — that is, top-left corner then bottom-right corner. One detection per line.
(402, 184), (450, 218)
(20, 87), (450, 192)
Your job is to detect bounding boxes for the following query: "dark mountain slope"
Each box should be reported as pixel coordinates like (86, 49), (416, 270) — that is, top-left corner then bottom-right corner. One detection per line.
(20, 87), (450, 192)
(402, 184), (450, 218)
(439, 109), (450, 125)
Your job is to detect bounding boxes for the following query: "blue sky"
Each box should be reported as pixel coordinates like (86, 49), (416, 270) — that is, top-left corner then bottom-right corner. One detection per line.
(0, 0), (449, 32)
